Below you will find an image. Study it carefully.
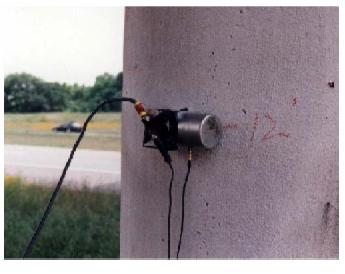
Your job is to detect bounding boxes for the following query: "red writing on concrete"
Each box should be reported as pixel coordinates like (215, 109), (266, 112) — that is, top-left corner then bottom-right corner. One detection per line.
(250, 113), (290, 144)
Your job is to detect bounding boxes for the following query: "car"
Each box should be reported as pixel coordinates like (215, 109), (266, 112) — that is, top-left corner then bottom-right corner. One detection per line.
(52, 121), (83, 133)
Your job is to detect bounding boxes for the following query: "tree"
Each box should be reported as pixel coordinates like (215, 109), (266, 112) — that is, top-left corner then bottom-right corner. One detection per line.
(4, 73), (68, 112)
(4, 72), (123, 113)
(85, 72), (123, 112)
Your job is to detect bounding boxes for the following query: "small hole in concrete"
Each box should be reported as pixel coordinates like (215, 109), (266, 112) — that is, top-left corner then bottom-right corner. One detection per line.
(240, 9), (243, 13)
(242, 109), (247, 115)
(328, 81), (335, 88)
(211, 51), (215, 56)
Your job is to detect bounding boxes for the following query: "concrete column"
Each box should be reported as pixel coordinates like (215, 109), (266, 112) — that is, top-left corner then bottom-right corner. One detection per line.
(121, 7), (338, 258)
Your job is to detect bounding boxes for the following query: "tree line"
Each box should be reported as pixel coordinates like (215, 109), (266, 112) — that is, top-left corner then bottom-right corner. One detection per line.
(4, 72), (123, 112)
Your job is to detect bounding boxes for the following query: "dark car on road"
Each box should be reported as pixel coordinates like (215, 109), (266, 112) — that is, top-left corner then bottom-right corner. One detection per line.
(52, 121), (83, 133)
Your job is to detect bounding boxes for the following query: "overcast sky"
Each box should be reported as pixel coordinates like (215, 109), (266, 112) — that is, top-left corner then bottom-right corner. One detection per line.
(3, 7), (124, 86)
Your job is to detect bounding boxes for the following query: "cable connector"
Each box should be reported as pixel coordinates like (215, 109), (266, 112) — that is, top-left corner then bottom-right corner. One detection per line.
(134, 101), (147, 118)
(188, 147), (192, 161)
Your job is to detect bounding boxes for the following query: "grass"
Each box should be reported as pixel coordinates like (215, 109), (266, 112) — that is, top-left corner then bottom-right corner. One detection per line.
(4, 112), (122, 151)
(4, 176), (120, 259)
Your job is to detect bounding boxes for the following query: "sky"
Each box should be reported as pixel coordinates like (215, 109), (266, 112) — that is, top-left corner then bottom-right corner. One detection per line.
(3, 7), (124, 86)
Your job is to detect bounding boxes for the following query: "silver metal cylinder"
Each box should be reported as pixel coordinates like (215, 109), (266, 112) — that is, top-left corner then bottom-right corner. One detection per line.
(177, 112), (222, 149)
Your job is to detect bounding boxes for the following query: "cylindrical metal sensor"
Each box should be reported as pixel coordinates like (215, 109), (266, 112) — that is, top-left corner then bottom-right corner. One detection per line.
(177, 112), (222, 149)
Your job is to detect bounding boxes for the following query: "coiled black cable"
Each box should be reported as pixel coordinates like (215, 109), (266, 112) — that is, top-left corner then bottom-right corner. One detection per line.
(176, 148), (192, 259)
(22, 97), (136, 258)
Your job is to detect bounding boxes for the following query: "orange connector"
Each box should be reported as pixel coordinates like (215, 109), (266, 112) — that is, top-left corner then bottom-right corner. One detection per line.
(188, 147), (192, 161)
(134, 101), (147, 118)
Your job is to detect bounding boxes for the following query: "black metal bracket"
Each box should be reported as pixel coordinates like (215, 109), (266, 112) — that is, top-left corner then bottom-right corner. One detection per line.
(141, 108), (188, 163)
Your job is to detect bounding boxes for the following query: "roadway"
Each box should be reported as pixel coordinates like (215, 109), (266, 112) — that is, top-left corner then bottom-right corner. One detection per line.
(4, 144), (121, 192)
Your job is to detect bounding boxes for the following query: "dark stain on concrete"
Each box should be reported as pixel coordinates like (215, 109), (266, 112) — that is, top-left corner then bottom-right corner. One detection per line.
(322, 202), (331, 226)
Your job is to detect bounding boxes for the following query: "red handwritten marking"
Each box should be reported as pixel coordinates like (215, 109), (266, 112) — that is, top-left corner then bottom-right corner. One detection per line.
(248, 113), (290, 145)
(250, 113), (259, 144)
(262, 113), (277, 141)
(261, 113), (290, 141)
(223, 123), (239, 130)
(292, 97), (297, 106)
(277, 132), (289, 138)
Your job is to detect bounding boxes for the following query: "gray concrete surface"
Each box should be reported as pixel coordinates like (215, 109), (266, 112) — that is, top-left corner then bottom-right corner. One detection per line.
(121, 7), (338, 258)
(4, 144), (121, 192)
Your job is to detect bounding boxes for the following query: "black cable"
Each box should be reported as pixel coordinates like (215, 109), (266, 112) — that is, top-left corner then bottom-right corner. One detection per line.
(176, 148), (192, 259)
(167, 162), (174, 259)
(22, 97), (136, 258)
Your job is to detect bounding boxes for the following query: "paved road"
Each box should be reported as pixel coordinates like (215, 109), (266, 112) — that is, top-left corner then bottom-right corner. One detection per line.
(4, 144), (121, 192)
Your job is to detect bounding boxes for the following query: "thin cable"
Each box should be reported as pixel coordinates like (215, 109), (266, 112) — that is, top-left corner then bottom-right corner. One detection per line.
(22, 97), (136, 258)
(167, 162), (174, 259)
(176, 148), (192, 259)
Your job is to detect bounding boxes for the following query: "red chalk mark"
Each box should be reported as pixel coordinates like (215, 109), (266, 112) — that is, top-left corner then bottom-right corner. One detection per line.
(223, 123), (239, 130)
(250, 113), (259, 144)
(261, 113), (290, 141)
(262, 113), (277, 141)
(233, 112), (290, 146)
(292, 97), (297, 106)
(277, 132), (290, 138)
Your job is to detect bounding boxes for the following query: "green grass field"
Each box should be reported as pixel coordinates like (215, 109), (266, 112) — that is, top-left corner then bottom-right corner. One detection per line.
(4, 112), (122, 151)
(4, 176), (120, 259)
